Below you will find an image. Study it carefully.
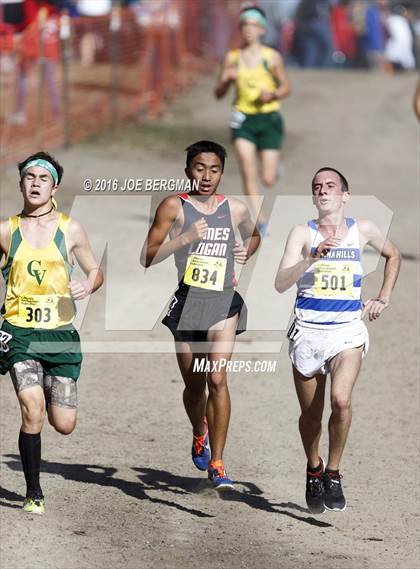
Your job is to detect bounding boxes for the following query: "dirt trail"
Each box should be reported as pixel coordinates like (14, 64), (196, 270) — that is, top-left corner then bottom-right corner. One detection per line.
(0, 69), (418, 569)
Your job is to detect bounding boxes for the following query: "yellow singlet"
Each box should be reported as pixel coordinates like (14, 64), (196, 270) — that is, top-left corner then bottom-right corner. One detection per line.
(1, 213), (75, 329)
(228, 46), (280, 115)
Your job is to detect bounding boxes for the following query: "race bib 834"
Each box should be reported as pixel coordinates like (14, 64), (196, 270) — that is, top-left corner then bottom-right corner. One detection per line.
(184, 255), (227, 291)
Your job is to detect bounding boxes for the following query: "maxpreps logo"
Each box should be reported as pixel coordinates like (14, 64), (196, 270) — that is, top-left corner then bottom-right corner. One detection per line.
(27, 260), (47, 285)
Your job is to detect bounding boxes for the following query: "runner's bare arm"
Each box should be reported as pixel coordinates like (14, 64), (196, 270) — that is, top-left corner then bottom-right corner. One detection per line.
(359, 220), (401, 321)
(414, 79), (420, 121)
(260, 51), (291, 104)
(270, 51), (291, 100)
(274, 225), (317, 293)
(214, 53), (237, 99)
(0, 219), (10, 266)
(68, 219), (104, 300)
(232, 200), (260, 264)
(140, 197), (208, 267)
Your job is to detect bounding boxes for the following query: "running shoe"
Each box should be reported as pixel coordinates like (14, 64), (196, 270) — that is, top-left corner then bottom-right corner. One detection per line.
(324, 470), (346, 511)
(305, 457), (326, 514)
(208, 460), (234, 490)
(22, 496), (45, 515)
(191, 424), (210, 471)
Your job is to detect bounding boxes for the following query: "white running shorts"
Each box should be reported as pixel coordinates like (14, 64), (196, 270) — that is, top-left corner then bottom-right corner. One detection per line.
(288, 319), (369, 377)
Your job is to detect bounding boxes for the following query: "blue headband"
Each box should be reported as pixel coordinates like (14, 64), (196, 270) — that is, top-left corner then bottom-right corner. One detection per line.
(21, 159), (59, 186)
(240, 8), (267, 27)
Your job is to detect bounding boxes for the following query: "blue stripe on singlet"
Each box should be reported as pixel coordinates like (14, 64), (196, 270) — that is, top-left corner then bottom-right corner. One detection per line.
(353, 275), (362, 288)
(308, 217), (355, 231)
(299, 319), (358, 326)
(296, 297), (362, 312)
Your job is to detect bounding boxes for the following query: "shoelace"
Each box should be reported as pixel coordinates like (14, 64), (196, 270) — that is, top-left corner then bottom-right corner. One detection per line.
(193, 433), (207, 455)
(209, 462), (226, 478)
(326, 472), (342, 481)
(325, 474), (343, 495)
(307, 476), (324, 496)
(26, 495), (43, 502)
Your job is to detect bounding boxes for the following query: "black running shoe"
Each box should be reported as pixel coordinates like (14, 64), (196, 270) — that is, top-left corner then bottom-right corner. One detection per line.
(324, 471), (346, 512)
(305, 458), (326, 514)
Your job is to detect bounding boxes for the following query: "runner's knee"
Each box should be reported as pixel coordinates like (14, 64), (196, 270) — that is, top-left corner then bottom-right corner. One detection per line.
(299, 410), (322, 429)
(242, 170), (259, 190)
(20, 400), (45, 430)
(331, 394), (351, 415)
(261, 172), (277, 187)
(207, 371), (227, 392)
(50, 416), (76, 435)
(184, 382), (206, 400)
(238, 158), (258, 182)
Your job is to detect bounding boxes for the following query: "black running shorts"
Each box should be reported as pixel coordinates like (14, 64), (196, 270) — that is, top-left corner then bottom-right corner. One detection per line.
(162, 284), (247, 342)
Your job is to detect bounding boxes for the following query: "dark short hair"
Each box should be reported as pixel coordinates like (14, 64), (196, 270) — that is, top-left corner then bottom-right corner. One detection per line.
(239, 5), (267, 20)
(185, 140), (227, 171)
(312, 166), (349, 192)
(18, 151), (64, 185)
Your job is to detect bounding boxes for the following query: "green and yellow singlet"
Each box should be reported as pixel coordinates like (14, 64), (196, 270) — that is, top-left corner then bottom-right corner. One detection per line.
(1, 213), (75, 329)
(228, 46), (280, 115)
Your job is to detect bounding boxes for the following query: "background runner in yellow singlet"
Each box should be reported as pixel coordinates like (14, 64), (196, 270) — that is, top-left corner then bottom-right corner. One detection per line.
(215, 5), (291, 233)
(0, 151), (103, 515)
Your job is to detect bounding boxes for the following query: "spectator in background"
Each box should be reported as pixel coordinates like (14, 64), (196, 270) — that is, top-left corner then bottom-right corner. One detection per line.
(330, 0), (357, 66)
(349, 0), (370, 68)
(0, 0), (22, 75)
(0, 0), (25, 32)
(385, 2), (416, 70)
(24, 0), (58, 27)
(363, 0), (389, 69)
(76, 0), (111, 17)
(259, 0), (300, 53)
(206, 0), (232, 61)
(410, 2), (420, 69)
(56, 1), (79, 17)
(414, 79), (420, 120)
(292, 0), (334, 67)
(8, 1), (60, 125)
(259, 0), (284, 51)
(76, 0), (111, 66)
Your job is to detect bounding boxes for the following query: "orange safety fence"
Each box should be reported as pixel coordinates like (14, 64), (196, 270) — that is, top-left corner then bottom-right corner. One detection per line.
(0, 0), (240, 166)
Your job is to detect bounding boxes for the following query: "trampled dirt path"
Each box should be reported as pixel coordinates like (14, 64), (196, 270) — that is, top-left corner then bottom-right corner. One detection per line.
(1, 69), (418, 569)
